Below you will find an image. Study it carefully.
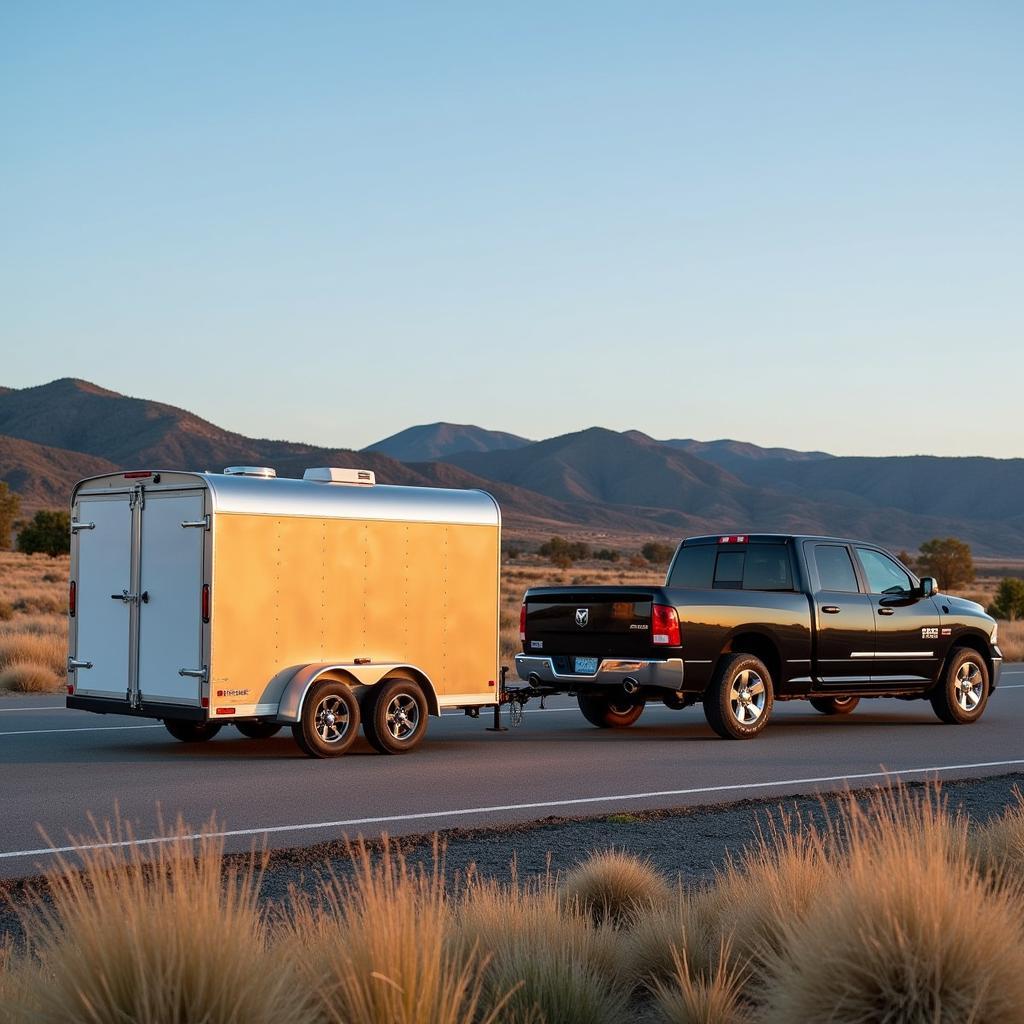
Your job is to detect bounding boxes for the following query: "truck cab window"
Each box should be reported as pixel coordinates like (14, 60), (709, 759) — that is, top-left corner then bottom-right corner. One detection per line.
(667, 545), (717, 588)
(713, 551), (745, 589)
(813, 544), (860, 593)
(856, 547), (913, 595)
(743, 545), (793, 591)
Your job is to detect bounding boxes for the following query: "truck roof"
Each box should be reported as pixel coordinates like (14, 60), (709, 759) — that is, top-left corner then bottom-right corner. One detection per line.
(683, 533), (887, 548)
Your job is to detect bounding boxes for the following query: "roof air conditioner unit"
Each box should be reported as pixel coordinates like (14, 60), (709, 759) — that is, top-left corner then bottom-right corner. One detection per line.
(303, 467), (376, 486)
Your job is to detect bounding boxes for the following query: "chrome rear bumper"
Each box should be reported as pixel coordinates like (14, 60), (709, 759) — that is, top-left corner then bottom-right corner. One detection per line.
(514, 654), (684, 692)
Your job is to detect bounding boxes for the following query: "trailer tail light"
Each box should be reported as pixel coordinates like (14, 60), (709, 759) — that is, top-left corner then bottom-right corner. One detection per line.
(201, 584), (210, 623)
(519, 603), (527, 642)
(123, 471), (153, 479)
(69, 580), (77, 617)
(216, 707), (235, 715)
(651, 604), (681, 646)
(66, 683), (74, 695)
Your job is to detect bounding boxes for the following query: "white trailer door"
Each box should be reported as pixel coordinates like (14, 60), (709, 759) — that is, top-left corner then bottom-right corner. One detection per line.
(73, 494), (133, 701)
(137, 491), (206, 706)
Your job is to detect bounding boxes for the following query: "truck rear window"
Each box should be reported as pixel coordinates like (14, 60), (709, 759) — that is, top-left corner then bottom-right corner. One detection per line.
(668, 543), (793, 591)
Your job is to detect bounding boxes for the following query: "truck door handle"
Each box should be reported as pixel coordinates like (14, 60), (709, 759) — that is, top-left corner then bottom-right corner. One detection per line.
(822, 605), (840, 614)
(877, 607), (895, 616)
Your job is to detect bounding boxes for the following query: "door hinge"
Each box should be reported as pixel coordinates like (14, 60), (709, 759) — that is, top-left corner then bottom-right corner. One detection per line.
(180, 515), (211, 530)
(128, 485), (145, 510)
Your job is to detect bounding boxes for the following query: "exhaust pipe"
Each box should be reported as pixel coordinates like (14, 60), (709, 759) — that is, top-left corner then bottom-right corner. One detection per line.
(623, 678), (639, 695)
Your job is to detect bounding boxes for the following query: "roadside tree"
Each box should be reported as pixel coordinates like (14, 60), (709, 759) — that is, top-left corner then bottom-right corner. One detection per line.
(989, 578), (1024, 622)
(17, 509), (71, 557)
(917, 537), (974, 589)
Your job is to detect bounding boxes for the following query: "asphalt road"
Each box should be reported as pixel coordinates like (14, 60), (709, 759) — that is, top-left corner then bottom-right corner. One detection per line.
(1, 665), (1023, 878)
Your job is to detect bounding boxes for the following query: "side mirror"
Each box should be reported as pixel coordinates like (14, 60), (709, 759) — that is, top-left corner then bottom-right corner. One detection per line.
(919, 577), (938, 597)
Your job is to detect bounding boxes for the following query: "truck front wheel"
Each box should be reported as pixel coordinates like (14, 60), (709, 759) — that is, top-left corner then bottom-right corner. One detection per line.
(577, 694), (645, 728)
(292, 680), (361, 758)
(703, 654), (774, 740)
(930, 648), (990, 724)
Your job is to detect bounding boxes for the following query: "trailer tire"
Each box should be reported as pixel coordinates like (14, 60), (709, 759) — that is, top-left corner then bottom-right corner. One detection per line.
(577, 695), (645, 728)
(292, 680), (361, 758)
(808, 696), (859, 716)
(363, 676), (429, 754)
(164, 719), (222, 743)
(235, 722), (282, 739)
(703, 653), (774, 740)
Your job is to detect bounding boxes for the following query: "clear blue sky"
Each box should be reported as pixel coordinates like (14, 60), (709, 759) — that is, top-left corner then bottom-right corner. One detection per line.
(3, 2), (1021, 456)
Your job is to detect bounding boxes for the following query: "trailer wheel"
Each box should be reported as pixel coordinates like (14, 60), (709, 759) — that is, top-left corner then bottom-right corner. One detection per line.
(577, 694), (645, 728)
(164, 719), (223, 743)
(235, 722), (282, 739)
(809, 696), (860, 716)
(363, 676), (429, 754)
(292, 680), (361, 758)
(703, 653), (774, 739)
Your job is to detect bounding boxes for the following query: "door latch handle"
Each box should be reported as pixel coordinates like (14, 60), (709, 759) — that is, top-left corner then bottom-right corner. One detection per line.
(877, 607), (895, 616)
(67, 658), (93, 671)
(110, 590), (149, 604)
(70, 520), (95, 532)
(822, 605), (841, 614)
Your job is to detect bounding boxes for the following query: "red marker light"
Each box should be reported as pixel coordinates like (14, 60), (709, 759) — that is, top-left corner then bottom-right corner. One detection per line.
(719, 535), (748, 544)
(69, 580), (77, 617)
(651, 604), (681, 646)
(123, 471), (153, 479)
(216, 707), (235, 715)
(201, 584), (210, 623)
(66, 683), (75, 695)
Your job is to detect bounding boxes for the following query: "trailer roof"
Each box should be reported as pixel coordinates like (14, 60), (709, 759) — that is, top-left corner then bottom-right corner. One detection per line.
(74, 471), (500, 528)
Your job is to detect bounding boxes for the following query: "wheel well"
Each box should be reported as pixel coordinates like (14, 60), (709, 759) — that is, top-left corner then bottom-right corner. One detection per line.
(946, 634), (994, 680)
(380, 668), (440, 716)
(722, 632), (782, 687)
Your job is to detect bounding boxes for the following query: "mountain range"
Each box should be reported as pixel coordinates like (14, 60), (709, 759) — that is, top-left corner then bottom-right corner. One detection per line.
(1, 379), (1022, 555)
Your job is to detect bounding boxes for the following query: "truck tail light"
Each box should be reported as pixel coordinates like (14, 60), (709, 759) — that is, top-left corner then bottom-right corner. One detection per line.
(69, 580), (77, 617)
(201, 584), (210, 623)
(519, 603), (527, 642)
(651, 604), (680, 646)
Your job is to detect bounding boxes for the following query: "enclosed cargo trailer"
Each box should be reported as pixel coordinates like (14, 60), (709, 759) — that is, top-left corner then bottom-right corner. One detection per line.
(67, 466), (501, 757)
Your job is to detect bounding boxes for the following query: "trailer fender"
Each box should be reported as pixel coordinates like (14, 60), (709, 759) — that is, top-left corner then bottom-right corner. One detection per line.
(275, 662), (440, 723)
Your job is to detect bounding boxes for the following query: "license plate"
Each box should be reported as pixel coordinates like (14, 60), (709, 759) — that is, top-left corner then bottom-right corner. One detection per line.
(574, 657), (599, 674)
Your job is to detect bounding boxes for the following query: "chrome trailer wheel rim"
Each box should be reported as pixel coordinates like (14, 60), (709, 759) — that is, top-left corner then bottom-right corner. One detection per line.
(954, 661), (983, 712)
(315, 694), (352, 744)
(730, 669), (766, 725)
(385, 693), (420, 740)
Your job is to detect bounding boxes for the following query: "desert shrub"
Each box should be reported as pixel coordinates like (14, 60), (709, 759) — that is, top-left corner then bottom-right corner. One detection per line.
(283, 840), (501, 1024)
(13, 593), (64, 615)
(989, 578), (1024, 621)
(595, 548), (621, 562)
(538, 536), (590, 567)
(642, 541), (676, 565)
(562, 848), (672, 927)
(0, 600), (13, 621)
(619, 889), (720, 992)
(650, 943), (750, 1024)
(16, 510), (71, 558)
(0, 661), (61, 692)
(456, 872), (625, 1024)
(763, 787), (1024, 1024)
(971, 791), (1024, 882)
(9, 819), (301, 1024)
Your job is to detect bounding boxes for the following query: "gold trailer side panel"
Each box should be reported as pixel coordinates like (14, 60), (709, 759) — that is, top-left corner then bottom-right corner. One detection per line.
(210, 512), (499, 713)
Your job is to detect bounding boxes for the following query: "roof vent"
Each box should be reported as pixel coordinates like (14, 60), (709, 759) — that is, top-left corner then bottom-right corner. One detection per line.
(303, 467), (376, 486)
(224, 466), (277, 478)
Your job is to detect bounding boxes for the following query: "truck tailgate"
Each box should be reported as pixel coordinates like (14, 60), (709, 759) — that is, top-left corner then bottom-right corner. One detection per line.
(524, 589), (660, 657)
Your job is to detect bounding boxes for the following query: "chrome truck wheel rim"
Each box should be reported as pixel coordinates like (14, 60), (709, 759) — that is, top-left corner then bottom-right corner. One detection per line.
(730, 669), (766, 725)
(315, 695), (351, 744)
(954, 661), (983, 712)
(386, 693), (420, 740)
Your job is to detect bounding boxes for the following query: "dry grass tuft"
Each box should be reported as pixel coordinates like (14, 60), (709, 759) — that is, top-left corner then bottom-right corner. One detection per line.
(650, 943), (751, 1024)
(997, 620), (1024, 661)
(970, 789), (1024, 882)
(562, 848), (673, 927)
(0, 551), (67, 693)
(763, 787), (1024, 1024)
(8, 816), (302, 1024)
(0, 660), (61, 692)
(282, 839), (501, 1024)
(620, 888), (720, 992)
(456, 870), (627, 1024)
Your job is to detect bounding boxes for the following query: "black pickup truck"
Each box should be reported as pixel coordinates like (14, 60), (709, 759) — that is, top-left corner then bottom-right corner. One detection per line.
(514, 534), (1003, 739)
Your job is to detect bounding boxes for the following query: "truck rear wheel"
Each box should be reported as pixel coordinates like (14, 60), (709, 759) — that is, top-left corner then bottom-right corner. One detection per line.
(363, 676), (429, 754)
(809, 696), (859, 716)
(930, 647), (990, 724)
(703, 654), (774, 740)
(164, 719), (222, 743)
(292, 680), (361, 758)
(577, 694), (645, 728)
(235, 722), (282, 739)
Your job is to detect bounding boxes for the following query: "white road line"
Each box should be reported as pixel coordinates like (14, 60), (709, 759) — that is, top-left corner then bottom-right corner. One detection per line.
(0, 724), (163, 737)
(0, 706), (68, 713)
(3, 758), (1024, 861)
